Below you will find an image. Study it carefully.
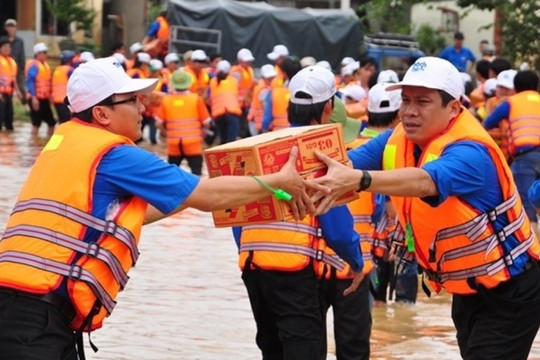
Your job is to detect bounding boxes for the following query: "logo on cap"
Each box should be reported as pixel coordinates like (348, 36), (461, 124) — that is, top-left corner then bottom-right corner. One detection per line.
(411, 61), (427, 72)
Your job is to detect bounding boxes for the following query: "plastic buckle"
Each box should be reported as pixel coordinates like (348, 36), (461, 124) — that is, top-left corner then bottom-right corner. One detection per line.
(86, 243), (100, 257)
(104, 220), (118, 235)
(69, 265), (83, 280)
(315, 250), (324, 261)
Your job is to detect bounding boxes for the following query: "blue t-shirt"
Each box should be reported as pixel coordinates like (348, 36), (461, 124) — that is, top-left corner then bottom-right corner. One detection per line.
(348, 129), (529, 276)
(438, 46), (476, 72)
(146, 21), (160, 37)
(528, 180), (540, 210)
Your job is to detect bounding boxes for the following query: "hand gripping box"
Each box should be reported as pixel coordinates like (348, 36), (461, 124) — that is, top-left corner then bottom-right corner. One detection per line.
(203, 124), (357, 227)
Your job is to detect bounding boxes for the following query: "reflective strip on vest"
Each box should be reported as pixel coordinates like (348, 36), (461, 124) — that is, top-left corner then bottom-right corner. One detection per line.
(2, 224), (129, 289)
(12, 199), (139, 264)
(0, 250), (116, 313)
(353, 215), (372, 224)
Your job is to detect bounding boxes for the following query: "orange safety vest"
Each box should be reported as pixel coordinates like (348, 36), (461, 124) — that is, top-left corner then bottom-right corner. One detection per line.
(382, 109), (540, 295)
(269, 86), (290, 130)
(156, 16), (170, 45)
(239, 217), (346, 273)
(230, 64), (255, 108)
(247, 79), (270, 132)
(506, 91), (540, 156)
(126, 68), (147, 79)
(182, 65), (210, 99)
(209, 75), (242, 118)
(469, 83), (485, 107)
(0, 120), (147, 331)
(270, 68), (285, 89)
(157, 91), (209, 156)
(51, 64), (72, 104)
(25, 59), (52, 99)
(0, 55), (17, 95)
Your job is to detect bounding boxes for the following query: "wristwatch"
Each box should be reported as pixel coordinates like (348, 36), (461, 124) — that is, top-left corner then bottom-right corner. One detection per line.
(357, 170), (371, 192)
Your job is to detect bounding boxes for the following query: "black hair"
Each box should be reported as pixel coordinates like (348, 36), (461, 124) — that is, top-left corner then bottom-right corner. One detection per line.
(475, 59), (491, 80)
(109, 41), (124, 55)
(69, 95), (115, 123)
(288, 93), (333, 126)
(281, 58), (302, 80)
(0, 37), (10, 47)
(209, 52), (222, 62)
(514, 70), (539, 92)
(489, 58), (511, 76)
(359, 56), (377, 69)
(367, 110), (398, 127)
(438, 90), (457, 106)
(454, 31), (464, 40)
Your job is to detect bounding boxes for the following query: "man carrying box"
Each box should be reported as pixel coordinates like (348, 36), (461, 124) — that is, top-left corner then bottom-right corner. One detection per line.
(233, 65), (365, 360)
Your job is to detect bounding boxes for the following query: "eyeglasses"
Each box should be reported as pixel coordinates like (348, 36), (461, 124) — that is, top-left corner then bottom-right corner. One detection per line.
(105, 95), (139, 106)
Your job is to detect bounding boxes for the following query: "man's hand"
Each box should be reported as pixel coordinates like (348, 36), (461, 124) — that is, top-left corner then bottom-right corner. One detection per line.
(343, 271), (365, 296)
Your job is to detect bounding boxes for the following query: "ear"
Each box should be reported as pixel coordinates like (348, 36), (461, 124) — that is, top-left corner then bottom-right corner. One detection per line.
(449, 98), (462, 118)
(323, 99), (334, 115)
(91, 106), (112, 127)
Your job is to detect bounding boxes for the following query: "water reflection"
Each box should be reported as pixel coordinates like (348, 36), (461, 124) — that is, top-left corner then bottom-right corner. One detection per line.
(0, 122), (539, 359)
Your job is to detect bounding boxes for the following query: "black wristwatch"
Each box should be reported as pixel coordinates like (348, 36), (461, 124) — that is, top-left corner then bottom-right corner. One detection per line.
(357, 170), (371, 192)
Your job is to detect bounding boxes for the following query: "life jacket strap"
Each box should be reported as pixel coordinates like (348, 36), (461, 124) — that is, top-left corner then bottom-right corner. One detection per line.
(243, 222), (323, 237)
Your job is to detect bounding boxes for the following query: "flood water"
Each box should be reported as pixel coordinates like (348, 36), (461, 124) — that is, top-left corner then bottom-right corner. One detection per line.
(1, 122), (540, 359)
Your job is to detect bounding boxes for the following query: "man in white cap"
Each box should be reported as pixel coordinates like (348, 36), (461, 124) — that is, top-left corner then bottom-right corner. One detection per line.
(235, 65), (365, 360)
(181, 49), (210, 98)
(310, 56), (540, 360)
(0, 56), (317, 359)
(267, 44), (289, 87)
(26, 42), (56, 136)
(231, 48), (256, 137)
(126, 42), (144, 70)
(247, 64), (276, 135)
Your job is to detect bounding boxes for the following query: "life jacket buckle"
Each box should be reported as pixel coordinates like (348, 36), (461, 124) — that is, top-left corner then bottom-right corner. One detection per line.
(69, 264), (83, 280)
(85, 242), (100, 258)
(315, 249), (324, 261)
(104, 220), (118, 236)
(316, 227), (323, 238)
(424, 269), (442, 283)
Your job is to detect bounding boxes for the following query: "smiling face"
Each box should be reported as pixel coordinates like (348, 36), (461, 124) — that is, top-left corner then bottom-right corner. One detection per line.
(92, 93), (145, 141)
(399, 86), (461, 148)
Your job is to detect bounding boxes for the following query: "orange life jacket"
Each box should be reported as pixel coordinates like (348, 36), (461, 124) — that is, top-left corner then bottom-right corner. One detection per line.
(182, 65), (210, 99)
(469, 83), (485, 107)
(51, 64), (72, 104)
(126, 68), (147, 79)
(383, 109), (540, 295)
(230, 64), (255, 108)
(247, 79), (271, 132)
(209, 75), (242, 118)
(506, 91), (540, 156)
(269, 86), (290, 130)
(0, 55), (17, 95)
(0, 120), (147, 331)
(239, 217), (346, 273)
(156, 16), (170, 45)
(25, 59), (52, 99)
(158, 91), (209, 156)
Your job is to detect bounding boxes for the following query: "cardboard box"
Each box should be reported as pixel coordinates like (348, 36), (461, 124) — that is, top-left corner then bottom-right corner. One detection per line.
(204, 124), (357, 227)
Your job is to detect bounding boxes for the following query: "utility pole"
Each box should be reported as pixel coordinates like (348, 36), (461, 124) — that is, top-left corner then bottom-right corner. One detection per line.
(341, 0), (351, 9)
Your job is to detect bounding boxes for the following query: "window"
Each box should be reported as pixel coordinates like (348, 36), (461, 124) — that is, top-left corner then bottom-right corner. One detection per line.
(40, 0), (69, 36)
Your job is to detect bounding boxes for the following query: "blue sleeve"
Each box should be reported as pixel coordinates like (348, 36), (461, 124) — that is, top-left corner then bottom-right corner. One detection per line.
(146, 21), (160, 37)
(319, 206), (364, 272)
(421, 141), (499, 208)
(467, 48), (477, 62)
(438, 47), (449, 60)
(232, 227), (242, 249)
(528, 180), (540, 210)
(94, 145), (200, 216)
(348, 129), (392, 170)
(262, 91), (273, 131)
(371, 194), (386, 224)
(26, 64), (38, 97)
(484, 101), (510, 129)
(67, 68), (74, 78)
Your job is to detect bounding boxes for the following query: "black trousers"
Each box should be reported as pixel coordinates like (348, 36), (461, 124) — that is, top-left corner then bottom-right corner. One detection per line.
(452, 261), (540, 360)
(242, 266), (324, 360)
(30, 99), (56, 128)
(319, 274), (371, 360)
(0, 94), (14, 130)
(0, 291), (77, 360)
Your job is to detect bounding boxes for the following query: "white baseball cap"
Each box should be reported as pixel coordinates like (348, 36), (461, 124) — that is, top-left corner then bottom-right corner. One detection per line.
(316, 60), (332, 71)
(33, 42), (48, 55)
(164, 52), (180, 65)
(267, 44), (289, 61)
(289, 65), (336, 105)
(496, 69), (517, 90)
(136, 52), (151, 64)
(377, 69), (399, 84)
(149, 59), (163, 71)
(237, 48), (255, 62)
(80, 51), (95, 63)
(260, 64), (277, 79)
(300, 56), (317, 68)
(387, 57), (463, 100)
(129, 42), (143, 54)
(340, 84), (366, 102)
(341, 61), (360, 77)
(341, 57), (355, 67)
(368, 83), (402, 113)
(111, 52), (126, 64)
(66, 57), (157, 113)
(191, 49), (208, 62)
(216, 59), (231, 73)
(483, 78), (497, 96)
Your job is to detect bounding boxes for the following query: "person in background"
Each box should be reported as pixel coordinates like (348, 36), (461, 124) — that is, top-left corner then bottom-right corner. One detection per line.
(247, 64), (276, 135)
(469, 59), (491, 107)
(484, 70), (540, 236)
(267, 44), (289, 88)
(109, 41), (125, 57)
(4, 19), (26, 103)
(358, 56), (378, 92)
(182, 49), (210, 100)
(472, 78), (497, 122)
(163, 52), (180, 85)
(300, 56), (317, 68)
(142, 9), (170, 60)
(339, 84), (367, 120)
(111, 52), (127, 71)
(51, 50), (75, 124)
(0, 37), (21, 131)
(206, 52), (223, 79)
(231, 48), (256, 138)
(0, 56), (316, 360)
(308, 57), (540, 360)
(438, 31), (476, 73)
(156, 70), (211, 175)
(26, 42), (56, 136)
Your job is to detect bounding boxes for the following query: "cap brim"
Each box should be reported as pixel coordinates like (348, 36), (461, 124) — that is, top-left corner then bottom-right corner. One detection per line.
(267, 52), (279, 61)
(386, 79), (441, 93)
(117, 78), (158, 95)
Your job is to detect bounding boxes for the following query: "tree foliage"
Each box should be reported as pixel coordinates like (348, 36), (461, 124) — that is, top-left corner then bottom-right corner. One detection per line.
(355, 0), (414, 35)
(414, 23), (446, 56)
(456, 0), (540, 70)
(45, 0), (97, 34)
